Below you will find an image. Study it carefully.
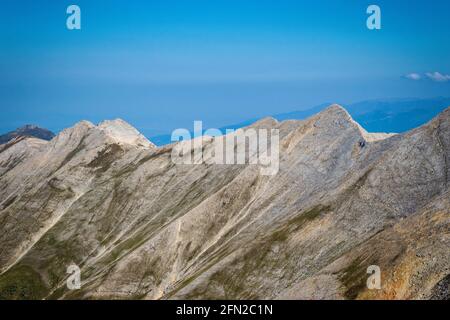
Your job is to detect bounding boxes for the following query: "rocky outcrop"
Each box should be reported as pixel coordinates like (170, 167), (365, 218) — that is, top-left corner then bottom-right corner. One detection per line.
(0, 105), (448, 300)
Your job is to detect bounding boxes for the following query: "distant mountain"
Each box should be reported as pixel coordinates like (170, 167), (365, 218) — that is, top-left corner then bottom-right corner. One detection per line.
(345, 97), (450, 133)
(149, 97), (450, 146)
(0, 125), (55, 144)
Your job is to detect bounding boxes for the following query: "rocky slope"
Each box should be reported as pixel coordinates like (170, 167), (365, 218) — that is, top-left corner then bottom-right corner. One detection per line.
(0, 106), (448, 300)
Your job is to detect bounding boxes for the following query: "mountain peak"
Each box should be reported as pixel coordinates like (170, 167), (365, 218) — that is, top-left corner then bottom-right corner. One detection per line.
(98, 119), (155, 148)
(19, 124), (38, 130)
(0, 125), (55, 145)
(247, 116), (279, 129)
(50, 119), (154, 151)
(311, 104), (357, 130)
(319, 104), (352, 120)
(98, 118), (130, 127)
(311, 104), (395, 142)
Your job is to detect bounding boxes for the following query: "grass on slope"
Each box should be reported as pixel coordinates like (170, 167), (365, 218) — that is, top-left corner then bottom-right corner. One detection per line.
(0, 264), (48, 300)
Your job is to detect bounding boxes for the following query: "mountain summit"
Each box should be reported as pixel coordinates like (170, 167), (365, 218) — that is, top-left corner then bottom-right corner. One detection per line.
(98, 119), (155, 148)
(0, 105), (448, 300)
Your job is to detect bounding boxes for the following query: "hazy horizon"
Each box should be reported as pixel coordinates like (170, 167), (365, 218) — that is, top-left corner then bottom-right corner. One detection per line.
(1, 0), (450, 137)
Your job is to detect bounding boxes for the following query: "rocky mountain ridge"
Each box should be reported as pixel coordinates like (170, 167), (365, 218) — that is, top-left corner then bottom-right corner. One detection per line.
(0, 105), (448, 300)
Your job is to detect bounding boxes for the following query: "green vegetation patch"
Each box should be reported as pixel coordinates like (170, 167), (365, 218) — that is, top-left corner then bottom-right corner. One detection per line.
(87, 144), (124, 174)
(180, 204), (332, 299)
(0, 264), (48, 300)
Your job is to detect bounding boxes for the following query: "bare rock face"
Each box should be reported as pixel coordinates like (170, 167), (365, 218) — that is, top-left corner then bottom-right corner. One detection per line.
(0, 107), (448, 300)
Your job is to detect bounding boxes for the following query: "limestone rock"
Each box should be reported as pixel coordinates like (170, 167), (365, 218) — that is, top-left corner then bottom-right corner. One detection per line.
(0, 105), (448, 300)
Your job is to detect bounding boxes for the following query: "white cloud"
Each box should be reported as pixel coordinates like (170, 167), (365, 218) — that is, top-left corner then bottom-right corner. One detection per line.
(405, 73), (421, 80)
(425, 71), (450, 82)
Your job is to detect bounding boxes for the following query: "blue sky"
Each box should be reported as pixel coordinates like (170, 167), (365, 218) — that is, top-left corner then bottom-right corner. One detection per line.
(1, 0), (449, 136)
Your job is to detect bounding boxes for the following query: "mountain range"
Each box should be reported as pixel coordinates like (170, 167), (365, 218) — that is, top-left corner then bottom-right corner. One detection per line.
(150, 97), (450, 146)
(0, 104), (448, 300)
